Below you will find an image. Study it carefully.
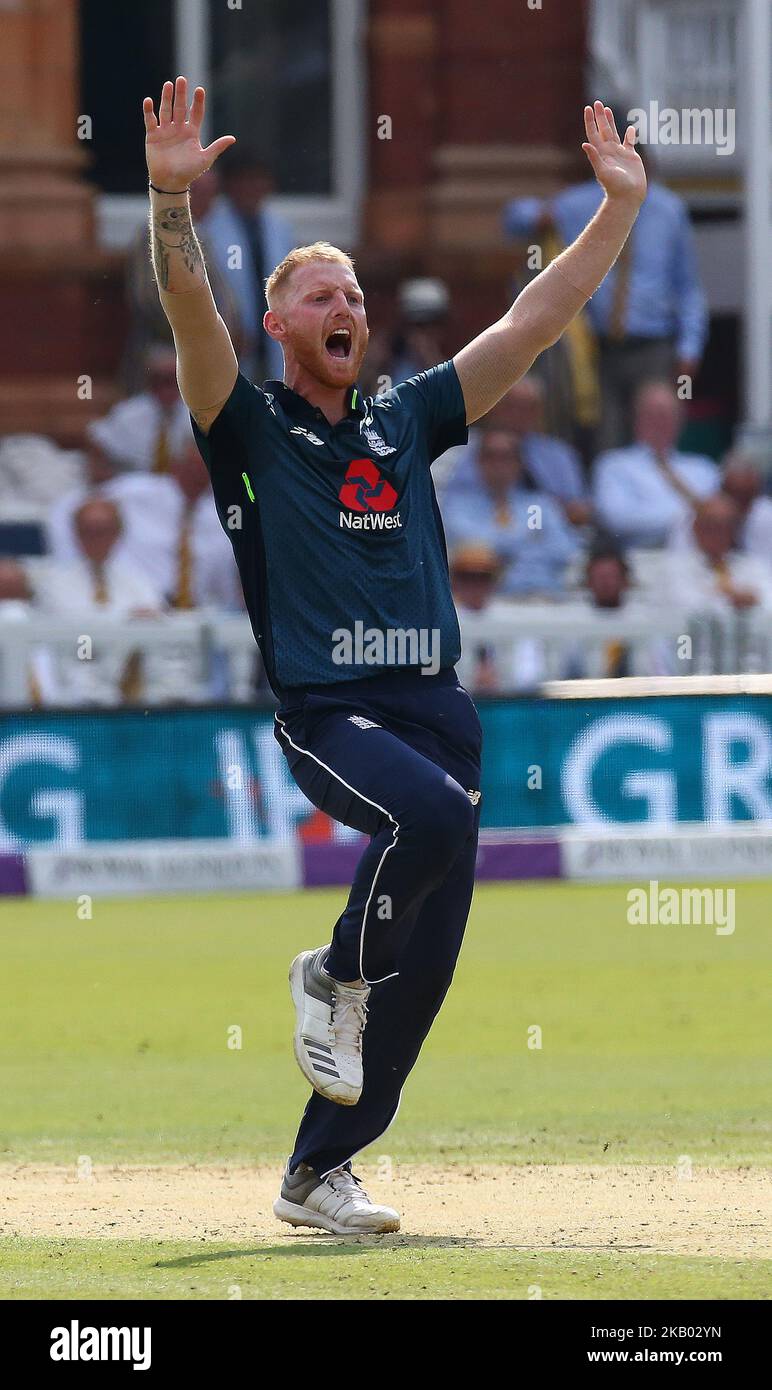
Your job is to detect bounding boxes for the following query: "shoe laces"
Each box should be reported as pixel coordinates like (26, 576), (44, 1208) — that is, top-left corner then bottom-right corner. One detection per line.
(329, 985), (369, 1055)
(325, 1165), (369, 1201)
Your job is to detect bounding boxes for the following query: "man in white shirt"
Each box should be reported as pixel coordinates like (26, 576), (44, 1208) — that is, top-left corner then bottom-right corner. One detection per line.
(38, 499), (161, 616)
(593, 379), (718, 545)
(664, 494), (772, 614)
(721, 451), (772, 564)
(33, 498), (162, 707)
(46, 436), (240, 609)
(88, 345), (192, 475)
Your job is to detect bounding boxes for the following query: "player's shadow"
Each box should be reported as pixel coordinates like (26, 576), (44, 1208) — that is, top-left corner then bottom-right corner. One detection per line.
(154, 1234), (483, 1269)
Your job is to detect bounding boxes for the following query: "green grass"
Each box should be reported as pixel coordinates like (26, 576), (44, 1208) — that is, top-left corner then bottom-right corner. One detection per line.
(1, 881), (770, 1167)
(2, 1236), (769, 1301)
(2, 880), (770, 1300)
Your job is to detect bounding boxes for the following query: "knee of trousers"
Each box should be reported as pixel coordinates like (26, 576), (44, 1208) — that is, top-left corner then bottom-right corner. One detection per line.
(402, 778), (475, 866)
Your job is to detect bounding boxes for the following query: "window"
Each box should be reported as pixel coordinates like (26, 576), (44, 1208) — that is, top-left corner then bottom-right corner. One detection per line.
(80, 0), (174, 194)
(208, 0), (332, 195)
(85, 0), (364, 249)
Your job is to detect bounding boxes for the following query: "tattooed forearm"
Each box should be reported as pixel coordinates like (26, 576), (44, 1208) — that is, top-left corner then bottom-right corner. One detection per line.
(151, 230), (170, 290)
(149, 198), (205, 293)
(147, 179), (238, 429)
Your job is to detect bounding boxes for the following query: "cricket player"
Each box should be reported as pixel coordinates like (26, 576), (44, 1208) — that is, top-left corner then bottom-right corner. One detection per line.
(144, 78), (645, 1234)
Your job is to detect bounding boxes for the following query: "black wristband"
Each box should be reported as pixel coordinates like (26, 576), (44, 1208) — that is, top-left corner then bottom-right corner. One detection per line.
(149, 181), (190, 196)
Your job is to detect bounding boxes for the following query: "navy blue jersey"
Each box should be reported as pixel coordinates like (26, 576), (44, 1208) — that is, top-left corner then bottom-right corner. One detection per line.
(191, 359), (469, 696)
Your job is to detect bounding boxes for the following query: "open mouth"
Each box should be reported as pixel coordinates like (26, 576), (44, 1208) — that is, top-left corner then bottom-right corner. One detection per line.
(325, 328), (352, 360)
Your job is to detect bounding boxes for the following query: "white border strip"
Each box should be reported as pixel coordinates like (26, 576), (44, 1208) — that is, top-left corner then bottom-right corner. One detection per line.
(26, 837), (299, 898)
(561, 821), (772, 881)
(542, 673), (772, 700)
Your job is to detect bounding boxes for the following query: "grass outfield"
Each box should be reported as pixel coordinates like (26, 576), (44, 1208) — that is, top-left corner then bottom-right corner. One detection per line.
(1, 880), (770, 1299)
(1, 881), (769, 1167)
(3, 1236), (769, 1301)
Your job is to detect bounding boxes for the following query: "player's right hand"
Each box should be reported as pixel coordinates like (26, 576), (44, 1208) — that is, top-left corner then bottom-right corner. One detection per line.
(143, 77), (235, 192)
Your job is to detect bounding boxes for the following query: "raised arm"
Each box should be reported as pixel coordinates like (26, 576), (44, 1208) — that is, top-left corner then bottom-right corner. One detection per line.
(144, 77), (238, 434)
(454, 103), (647, 424)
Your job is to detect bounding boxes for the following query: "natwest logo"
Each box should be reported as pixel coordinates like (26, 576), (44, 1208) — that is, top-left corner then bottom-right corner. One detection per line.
(339, 457), (402, 531)
(339, 458), (398, 512)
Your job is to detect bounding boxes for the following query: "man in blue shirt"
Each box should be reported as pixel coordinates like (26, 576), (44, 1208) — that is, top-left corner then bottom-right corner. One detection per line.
(440, 374), (592, 527)
(145, 79), (647, 1234)
(442, 426), (579, 598)
(504, 147), (708, 451)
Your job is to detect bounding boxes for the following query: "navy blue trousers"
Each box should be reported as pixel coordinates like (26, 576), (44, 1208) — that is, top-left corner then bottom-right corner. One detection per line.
(275, 666), (482, 1176)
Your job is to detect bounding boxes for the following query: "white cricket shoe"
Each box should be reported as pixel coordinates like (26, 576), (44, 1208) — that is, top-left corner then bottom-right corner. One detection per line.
(274, 1161), (400, 1235)
(289, 946), (369, 1106)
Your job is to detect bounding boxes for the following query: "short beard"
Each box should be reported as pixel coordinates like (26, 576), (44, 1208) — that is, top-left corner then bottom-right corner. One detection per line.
(292, 333), (369, 389)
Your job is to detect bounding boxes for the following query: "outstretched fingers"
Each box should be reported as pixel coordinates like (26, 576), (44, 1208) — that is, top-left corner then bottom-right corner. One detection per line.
(581, 141), (603, 175)
(173, 75), (188, 124)
(583, 104), (598, 145)
(202, 135), (237, 165)
(593, 100), (614, 143)
(189, 86), (206, 132)
(158, 80), (174, 127)
(142, 97), (158, 134)
(605, 106), (621, 142)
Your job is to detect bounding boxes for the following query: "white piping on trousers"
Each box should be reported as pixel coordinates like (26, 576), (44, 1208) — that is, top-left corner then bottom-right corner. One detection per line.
(318, 1086), (405, 1182)
(275, 714), (400, 986)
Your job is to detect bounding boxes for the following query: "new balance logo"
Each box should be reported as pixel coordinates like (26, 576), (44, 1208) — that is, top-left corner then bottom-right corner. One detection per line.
(348, 715), (381, 730)
(467, 789), (481, 805)
(290, 425), (325, 446)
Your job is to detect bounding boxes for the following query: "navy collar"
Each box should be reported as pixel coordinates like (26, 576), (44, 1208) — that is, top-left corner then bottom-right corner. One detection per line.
(264, 379), (365, 426)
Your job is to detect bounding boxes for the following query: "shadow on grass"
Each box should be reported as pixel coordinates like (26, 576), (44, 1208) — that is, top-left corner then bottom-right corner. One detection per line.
(154, 1235), (482, 1268)
(155, 1237), (656, 1269)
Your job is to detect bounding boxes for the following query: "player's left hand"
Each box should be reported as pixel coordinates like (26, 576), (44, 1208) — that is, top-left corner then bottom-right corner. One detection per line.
(581, 102), (647, 205)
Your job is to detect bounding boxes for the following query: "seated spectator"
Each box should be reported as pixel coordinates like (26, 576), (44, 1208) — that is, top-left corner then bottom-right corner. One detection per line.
(163, 439), (242, 610)
(37, 499), (161, 617)
(563, 545), (633, 678)
(560, 541), (671, 679)
(586, 543), (631, 611)
(664, 495), (772, 613)
(0, 434), (83, 522)
(442, 426), (579, 598)
(450, 542), (544, 693)
(721, 451), (772, 561)
(45, 425), (127, 557)
(446, 374), (592, 525)
(32, 499), (163, 707)
(85, 345), (191, 475)
(46, 434), (240, 609)
(593, 380), (718, 546)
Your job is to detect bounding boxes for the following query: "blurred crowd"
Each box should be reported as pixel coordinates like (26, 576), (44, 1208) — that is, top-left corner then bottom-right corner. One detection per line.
(0, 150), (768, 705)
